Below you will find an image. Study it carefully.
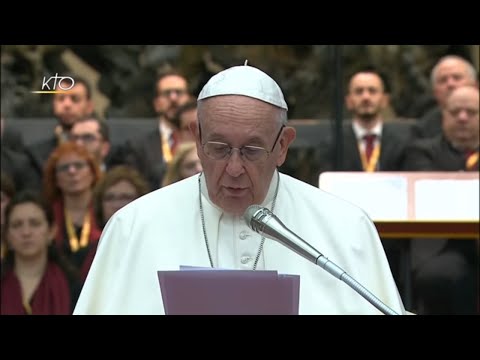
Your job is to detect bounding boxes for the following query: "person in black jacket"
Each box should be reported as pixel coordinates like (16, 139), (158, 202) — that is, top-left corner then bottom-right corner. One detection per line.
(27, 77), (94, 175)
(404, 85), (479, 314)
(413, 55), (478, 140)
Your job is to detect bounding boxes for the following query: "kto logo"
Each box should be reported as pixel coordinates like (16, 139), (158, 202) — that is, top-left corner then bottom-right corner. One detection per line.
(31, 74), (75, 94)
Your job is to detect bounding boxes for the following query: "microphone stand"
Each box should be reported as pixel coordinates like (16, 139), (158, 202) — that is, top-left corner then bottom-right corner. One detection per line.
(277, 231), (399, 315)
(248, 206), (400, 315)
(315, 255), (399, 315)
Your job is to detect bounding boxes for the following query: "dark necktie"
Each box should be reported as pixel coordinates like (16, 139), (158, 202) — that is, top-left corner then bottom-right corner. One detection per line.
(363, 134), (377, 163)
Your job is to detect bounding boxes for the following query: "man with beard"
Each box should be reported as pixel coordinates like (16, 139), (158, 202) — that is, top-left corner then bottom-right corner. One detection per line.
(126, 70), (191, 190)
(27, 77), (94, 175)
(317, 67), (412, 174)
(316, 67), (413, 304)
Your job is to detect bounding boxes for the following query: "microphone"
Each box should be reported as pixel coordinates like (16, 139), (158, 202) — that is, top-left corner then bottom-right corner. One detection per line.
(243, 205), (399, 315)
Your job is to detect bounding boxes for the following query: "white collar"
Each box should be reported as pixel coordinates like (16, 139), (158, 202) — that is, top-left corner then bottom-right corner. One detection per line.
(352, 120), (383, 141)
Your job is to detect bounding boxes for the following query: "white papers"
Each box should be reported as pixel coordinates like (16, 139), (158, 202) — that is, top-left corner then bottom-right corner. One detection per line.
(415, 179), (479, 220)
(319, 174), (408, 220)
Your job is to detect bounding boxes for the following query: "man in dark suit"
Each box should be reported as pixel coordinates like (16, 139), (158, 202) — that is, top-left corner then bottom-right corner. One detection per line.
(317, 67), (414, 301)
(413, 55), (478, 140)
(126, 69), (191, 190)
(70, 116), (128, 173)
(404, 85), (479, 314)
(318, 67), (413, 174)
(27, 77), (94, 174)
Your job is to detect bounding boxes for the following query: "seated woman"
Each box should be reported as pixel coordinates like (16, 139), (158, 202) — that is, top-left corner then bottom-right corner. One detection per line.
(93, 165), (150, 229)
(1, 191), (80, 314)
(161, 142), (202, 187)
(43, 142), (102, 282)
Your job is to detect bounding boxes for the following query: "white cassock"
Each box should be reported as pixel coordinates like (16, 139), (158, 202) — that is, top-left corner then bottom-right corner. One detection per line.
(74, 170), (406, 315)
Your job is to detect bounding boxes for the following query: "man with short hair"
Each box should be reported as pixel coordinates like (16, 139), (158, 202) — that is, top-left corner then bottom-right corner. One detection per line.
(414, 55), (478, 139)
(318, 67), (412, 174)
(74, 64), (406, 315)
(404, 86), (479, 314)
(126, 71), (191, 189)
(316, 67), (413, 302)
(28, 77), (94, 174)
(70, 117), (111, 172)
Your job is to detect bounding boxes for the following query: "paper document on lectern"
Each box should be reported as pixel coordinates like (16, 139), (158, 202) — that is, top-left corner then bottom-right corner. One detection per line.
(157, 269), (300, 315)
(415, 179), (479, 220)
(319, 173), (409, 220)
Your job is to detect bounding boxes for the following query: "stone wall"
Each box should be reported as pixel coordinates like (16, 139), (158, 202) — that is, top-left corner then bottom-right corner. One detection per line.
(1, 45), (478, 120)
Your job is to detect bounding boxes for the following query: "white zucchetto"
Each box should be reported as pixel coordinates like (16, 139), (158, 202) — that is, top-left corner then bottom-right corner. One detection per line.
(198, 62), (288, 110)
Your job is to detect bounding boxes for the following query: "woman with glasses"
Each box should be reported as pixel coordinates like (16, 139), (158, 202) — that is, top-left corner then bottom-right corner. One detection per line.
(93, 165), (150, 229)
(43, 142), (102, 283)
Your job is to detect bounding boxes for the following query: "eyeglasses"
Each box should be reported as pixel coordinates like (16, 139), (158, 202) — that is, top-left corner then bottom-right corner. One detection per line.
(56, 161), (88, 173)
(158, 88), (188, 98)
(103, 193), (138, 203)
(200, 125), (285, 162)
(70, 133), (101, 143)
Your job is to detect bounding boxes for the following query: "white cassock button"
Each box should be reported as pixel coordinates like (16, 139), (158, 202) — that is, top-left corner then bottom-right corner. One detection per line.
(239, 231), (249, 240)
(240, 256), (252, 264)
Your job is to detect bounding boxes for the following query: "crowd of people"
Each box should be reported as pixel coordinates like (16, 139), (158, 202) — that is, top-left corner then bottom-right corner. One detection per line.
(1, 55), (478, 315)
(1, 69), (203, 314)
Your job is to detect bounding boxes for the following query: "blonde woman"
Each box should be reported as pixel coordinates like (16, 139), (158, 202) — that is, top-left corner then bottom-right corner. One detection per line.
(161, 142), (202, 187)
(93, 165), (150, 228)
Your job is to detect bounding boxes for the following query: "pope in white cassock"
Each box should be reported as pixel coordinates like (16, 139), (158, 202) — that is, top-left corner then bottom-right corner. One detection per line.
(74, 63), (406, 315)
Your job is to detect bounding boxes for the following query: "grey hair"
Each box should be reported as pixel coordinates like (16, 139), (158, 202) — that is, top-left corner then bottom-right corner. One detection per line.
(430, 55), (477, 87)
(278, 108), (288, 125)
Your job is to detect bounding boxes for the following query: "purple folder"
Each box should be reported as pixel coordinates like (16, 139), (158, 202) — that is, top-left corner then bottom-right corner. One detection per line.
(157, 269), (300, 315)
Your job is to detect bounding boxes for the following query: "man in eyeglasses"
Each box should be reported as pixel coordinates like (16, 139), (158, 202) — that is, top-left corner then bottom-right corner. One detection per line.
(126, 70), (191, 190)
(70, 117), (116, 173)
(74, 64), (406, 315)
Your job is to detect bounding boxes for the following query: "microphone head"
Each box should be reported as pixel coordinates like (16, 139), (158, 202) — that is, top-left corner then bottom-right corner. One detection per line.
(243, 204), (263, 228)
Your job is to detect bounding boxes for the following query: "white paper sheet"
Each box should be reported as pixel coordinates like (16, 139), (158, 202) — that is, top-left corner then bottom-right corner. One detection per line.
(320, 175), (409, 220)
(415, 179), (479, 220)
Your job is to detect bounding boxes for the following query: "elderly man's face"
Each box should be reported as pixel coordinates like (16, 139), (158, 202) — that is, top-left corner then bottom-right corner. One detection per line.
(433, 58), (476, 108)
(442, 86), (479, 149)
(194, 95), (295, 216)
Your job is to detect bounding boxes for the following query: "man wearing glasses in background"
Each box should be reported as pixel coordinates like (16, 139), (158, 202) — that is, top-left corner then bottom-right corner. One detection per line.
(74, 64), (406, 315)
(70, 117), (111, 172)
(126, 70), (191, 190)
